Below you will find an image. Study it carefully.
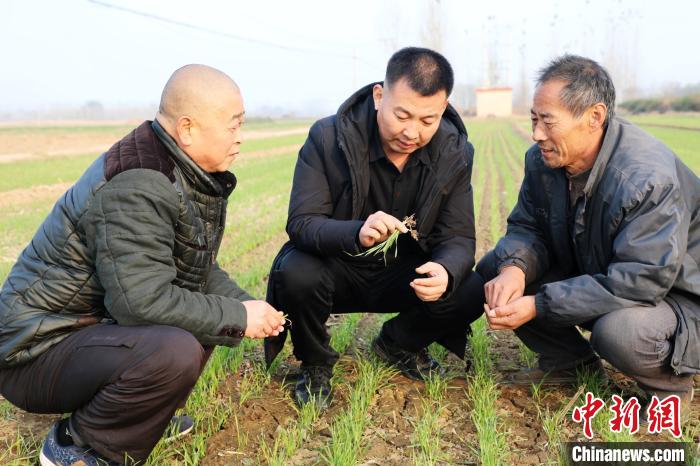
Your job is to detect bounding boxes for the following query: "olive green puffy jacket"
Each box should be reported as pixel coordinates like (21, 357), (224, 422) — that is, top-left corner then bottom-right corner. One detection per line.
(0, 120), (251, 368)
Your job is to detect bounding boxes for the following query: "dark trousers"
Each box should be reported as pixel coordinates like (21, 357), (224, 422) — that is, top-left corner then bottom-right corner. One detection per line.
(0, 324), (210, 463)
(476, 250), (694, 393)
(269, 246), (485, 368)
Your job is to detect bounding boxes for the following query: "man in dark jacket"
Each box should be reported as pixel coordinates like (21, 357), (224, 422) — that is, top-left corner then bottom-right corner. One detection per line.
(479, 55), (699, 409)
(265, 47), (483, 407)
(0, 65), (285, 465)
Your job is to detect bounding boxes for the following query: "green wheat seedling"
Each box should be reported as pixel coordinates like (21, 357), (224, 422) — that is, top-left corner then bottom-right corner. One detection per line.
(677, 420), (699, 464)
(351, 214), (417, 265)
(238, 361), (272, 406)
(0, 428), (41, 466)
(530, 378), (546, 404)
(466, 317), (509, 466)
(518, 340), (537, 369)
(0, 400), (15, 421)
(575, 368), (640, 443)
(536, 385), (584, 463)
(260, 312), (361, 466)
(412, 373), (450, 465)
(329, 313), (363, 354)
(145, 340), (257, 465)
(321, 359), (397, 466)
(233, 413), (248, 452)
(259, 395), (321, 466)
(427, 342), (449, 365)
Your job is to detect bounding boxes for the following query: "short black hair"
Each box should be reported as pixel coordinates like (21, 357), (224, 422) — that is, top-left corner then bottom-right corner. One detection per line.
(537, 54), (616, 125)
(385, 47), (454, 97)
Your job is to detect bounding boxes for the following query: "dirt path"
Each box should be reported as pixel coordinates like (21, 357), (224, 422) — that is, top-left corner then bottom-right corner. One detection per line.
(0, 127), (308, 163)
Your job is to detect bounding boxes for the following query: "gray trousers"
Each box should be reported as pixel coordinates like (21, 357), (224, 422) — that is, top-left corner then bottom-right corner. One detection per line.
(477, 251), (694, 394)
(0, 324), (210, 463)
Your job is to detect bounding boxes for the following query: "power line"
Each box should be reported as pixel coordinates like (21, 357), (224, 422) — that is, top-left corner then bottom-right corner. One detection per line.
(87, 0), (380, 68)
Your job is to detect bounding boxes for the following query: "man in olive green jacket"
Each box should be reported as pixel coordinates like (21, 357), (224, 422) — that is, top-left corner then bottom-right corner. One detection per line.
(0, 65), (285, 465)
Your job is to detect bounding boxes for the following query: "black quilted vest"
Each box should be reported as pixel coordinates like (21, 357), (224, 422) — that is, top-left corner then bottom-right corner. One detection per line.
(105, 120), (236, 292)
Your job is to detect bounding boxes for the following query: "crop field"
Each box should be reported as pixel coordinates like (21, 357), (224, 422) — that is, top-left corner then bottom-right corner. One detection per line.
(0, 115), (698, 465)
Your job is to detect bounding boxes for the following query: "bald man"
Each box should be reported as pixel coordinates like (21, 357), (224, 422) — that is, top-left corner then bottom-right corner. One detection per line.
(0, 64), (285, 465)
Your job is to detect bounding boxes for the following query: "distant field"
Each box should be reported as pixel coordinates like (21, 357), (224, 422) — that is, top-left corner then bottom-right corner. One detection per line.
(627, 113), (700, 130)
(0, 117), (697, 465)
(626, 113), (700, 173)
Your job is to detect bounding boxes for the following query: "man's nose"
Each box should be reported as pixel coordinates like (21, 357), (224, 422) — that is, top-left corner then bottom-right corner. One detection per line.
(532, 122), (546, 143)
(402, 121), (418, 140)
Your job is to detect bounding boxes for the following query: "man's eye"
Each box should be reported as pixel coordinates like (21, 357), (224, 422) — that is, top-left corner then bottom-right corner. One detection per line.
(396, 115), (409, 121)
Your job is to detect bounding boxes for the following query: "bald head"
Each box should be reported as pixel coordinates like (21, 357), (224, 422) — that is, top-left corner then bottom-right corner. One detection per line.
(156, 64), (246, 172)
(157, 64), (241, 127)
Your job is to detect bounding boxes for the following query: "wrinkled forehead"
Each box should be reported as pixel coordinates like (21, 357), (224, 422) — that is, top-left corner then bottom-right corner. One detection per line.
(531, 80), (570, 118)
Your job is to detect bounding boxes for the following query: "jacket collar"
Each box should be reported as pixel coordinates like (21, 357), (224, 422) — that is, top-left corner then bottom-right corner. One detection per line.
(151, 119), (237, 198)
(569, 117), (621, 239)
(582, 117), (621, 199)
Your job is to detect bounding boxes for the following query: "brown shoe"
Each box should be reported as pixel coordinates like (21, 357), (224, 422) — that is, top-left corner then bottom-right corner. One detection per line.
(507, 359), (607, 386)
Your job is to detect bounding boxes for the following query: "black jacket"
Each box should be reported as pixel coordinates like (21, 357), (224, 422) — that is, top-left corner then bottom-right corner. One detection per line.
(264, 83), (475, 366)
(0, 121), (251, 368)
(285, 82), (476, 285)
(494, 117), (700, 374)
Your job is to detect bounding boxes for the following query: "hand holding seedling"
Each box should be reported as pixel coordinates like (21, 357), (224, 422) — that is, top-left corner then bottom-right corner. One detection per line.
(242, 300), (286, 339)
(484, 295), (536, 330)
(411, 261), (449, 301)
(358, 211), (408, 248)
(484, 265), (526, 309)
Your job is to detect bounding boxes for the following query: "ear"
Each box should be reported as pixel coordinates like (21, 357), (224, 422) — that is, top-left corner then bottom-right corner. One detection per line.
(175, 115), (194, 146)
(372, 84), (384, 110)
(588, 103), (607, 131)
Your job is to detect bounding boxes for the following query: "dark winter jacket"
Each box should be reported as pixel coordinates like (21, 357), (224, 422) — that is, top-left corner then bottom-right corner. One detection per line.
(263, 83), (475, 366)
(284, 82), (476, 285)
(0, 120), (251, 368)
(494, 117), (700, 374)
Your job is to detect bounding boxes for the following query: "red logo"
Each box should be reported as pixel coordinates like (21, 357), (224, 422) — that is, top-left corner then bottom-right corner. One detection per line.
(572, 392), (605, 439)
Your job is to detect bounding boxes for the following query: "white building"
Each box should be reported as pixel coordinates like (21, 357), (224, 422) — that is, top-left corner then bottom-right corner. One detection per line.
(475, 87), (513, 117)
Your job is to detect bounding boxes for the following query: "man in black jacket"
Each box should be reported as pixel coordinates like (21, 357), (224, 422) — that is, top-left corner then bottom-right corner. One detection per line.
(479, 55), (699, 409)
(0, 65), (285, 465)
(265, 47), (483, 407)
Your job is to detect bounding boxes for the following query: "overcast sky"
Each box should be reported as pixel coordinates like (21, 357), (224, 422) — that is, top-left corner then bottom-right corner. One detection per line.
(3, 0), (699, 117)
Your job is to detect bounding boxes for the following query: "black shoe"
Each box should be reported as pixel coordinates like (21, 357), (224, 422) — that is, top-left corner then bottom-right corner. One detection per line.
(372, 334), (444, 381)
(163, 415), (194, 441)
(294, 365), (332, 409)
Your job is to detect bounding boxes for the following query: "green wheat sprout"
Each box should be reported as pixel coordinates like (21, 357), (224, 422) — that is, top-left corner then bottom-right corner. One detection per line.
(351, 214), (417, 265)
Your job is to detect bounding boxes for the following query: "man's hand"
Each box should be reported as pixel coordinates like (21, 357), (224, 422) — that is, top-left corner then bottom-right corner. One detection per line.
(358, 211), (408, 248)
(484, 265), (526, 309)
(484, 295), (536, 330)
(242, 300), (285, 339)
(410, 261), (449, 302)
